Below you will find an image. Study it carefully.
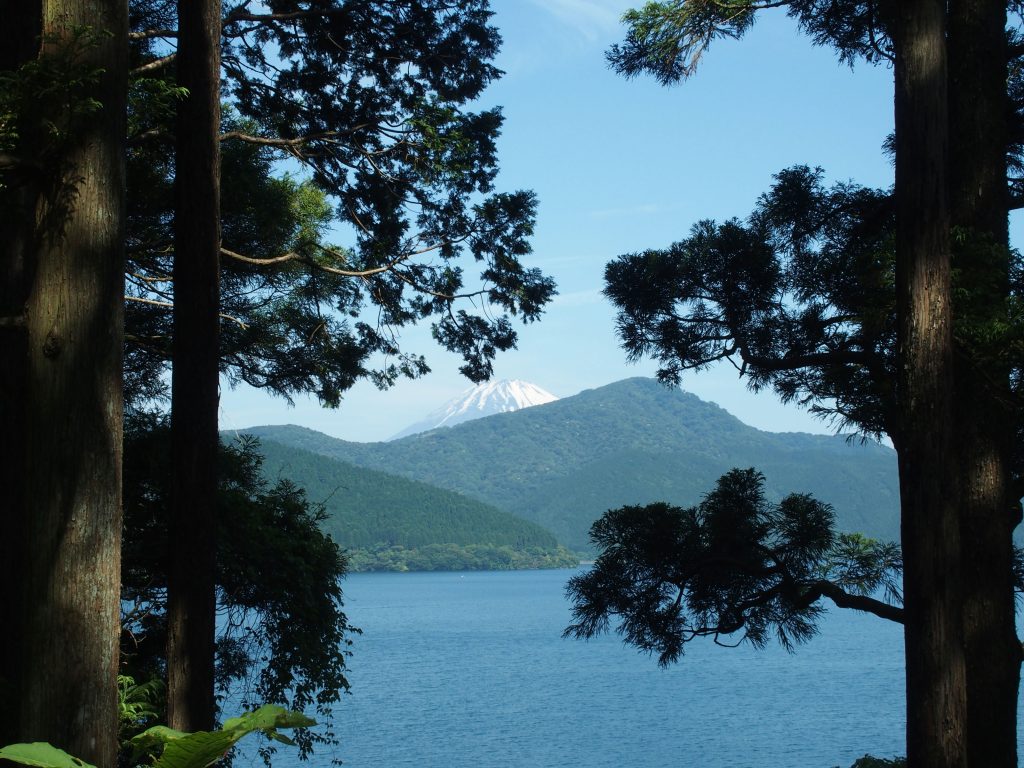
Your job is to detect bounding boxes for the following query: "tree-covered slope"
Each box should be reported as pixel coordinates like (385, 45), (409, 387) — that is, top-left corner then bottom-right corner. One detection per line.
(246, 378), (900, 551)
(253, 439), (570, 557)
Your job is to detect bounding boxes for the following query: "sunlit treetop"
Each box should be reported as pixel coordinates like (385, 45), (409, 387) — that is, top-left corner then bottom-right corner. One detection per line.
(608, 0), (893, 87)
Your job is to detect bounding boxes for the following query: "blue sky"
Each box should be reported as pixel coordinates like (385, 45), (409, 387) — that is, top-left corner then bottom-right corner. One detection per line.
(220, 1), (920, 442)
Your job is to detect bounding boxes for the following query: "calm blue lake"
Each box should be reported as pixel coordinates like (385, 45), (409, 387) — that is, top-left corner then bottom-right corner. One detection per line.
(232, 567), (975, 767)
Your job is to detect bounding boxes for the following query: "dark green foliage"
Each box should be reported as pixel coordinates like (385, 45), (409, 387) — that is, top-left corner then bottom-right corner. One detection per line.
(564, 469), (902, 665)
(246, 378), (901, 551)
(605, 166), (897, 441)
(121, 415), (356, 760)
(125, 105), (375, 406)
(607, 0), (892, 88)
(251, 438), (574, 568)
(124, 0), (555, 409)
(118, 675), (166, 749)
(0, 28), (108, 164)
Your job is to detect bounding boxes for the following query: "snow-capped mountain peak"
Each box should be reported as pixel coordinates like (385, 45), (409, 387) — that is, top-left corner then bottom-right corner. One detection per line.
(389, 379), (558, 440)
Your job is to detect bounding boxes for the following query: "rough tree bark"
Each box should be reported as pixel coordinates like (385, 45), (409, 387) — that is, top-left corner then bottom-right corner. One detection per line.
(166, 0), (221, 733)
(1, 0), (127, 764)
(889, 1), (968, 766)
(947, 2), (1021, 765)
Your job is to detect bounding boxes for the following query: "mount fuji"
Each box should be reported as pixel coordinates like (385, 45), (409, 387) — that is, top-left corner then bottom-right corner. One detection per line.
(389, 379), (558, 440)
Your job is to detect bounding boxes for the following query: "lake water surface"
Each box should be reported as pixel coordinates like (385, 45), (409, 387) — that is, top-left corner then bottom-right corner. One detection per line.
(235, 568), (936, 767)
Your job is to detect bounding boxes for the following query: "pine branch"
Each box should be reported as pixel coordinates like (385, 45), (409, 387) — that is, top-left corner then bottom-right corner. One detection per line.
(129, 29), (178, 40)
(219, 130), (345, 147)
(220, 246), (405, 278)
(807, 580), (904, 623)
(131, 54), (176, 76)
(124, 295), (249, 329)
(223, 8), (347, 25)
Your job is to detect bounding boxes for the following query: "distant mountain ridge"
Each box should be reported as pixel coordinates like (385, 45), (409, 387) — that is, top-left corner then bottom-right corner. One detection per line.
(246, 378), (901, 552)
(389, 379), (558, 439)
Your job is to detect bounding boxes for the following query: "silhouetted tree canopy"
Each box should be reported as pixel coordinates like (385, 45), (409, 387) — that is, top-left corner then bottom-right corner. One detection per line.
(605, 166), (900, 441)
(564, 468), (903, 665)
(605, 163), (1024, 474)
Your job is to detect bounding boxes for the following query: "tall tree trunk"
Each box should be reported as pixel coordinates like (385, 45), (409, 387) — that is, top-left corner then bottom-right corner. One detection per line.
(947, 2), (1021, 765)
(167, 0), (221, 733)
(889, 2), (968, 766)
(2, 1), (127, 764)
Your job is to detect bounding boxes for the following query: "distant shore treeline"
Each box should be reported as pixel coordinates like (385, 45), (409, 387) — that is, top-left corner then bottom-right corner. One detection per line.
(345, 543), (579, 573)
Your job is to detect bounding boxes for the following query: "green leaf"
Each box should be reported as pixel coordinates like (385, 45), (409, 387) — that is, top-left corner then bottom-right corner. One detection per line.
(129, 725), (188, 762)
(146, 706), (316, 768)
(0, 743), (96, 768)
(132, 725), (188, 744)
(152, 730), (238, 768)
(221, 704), (316, 732)
(264, 732), (297, 747)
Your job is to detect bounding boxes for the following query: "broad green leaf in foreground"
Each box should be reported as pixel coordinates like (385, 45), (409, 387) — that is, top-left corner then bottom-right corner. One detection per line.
(0, 743), (97, 768)
(129, 704), (316, 768)
(1, 705), (314, 768)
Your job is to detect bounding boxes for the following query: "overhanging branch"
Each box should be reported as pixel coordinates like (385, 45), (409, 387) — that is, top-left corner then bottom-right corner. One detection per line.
(219, 130), (347, 147)
(809, 580), (904, 623)
(220, 246), (401, 278)
(131, 53), (176, 76)
(223, 8), (347, 25)
(129, 28), (178, 40)
(124, 295), (249, 329)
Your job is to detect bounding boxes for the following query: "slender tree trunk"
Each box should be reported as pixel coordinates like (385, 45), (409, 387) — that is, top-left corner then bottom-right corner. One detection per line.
(167, 0), (221, 733)
(889, 2), (967, 766)
(2, 1), (127, 764)
(947, 2), (1021, 765)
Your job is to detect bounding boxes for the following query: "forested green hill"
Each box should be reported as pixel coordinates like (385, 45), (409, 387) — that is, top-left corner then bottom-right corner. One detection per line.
(246, 378), (901, 552)
(252, 439), (576, 571)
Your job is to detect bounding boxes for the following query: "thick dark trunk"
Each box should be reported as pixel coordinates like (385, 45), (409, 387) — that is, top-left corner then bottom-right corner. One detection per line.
(166, 0), (221, 733)
(3, 1), (127, 764)
(890, 2), (967, 767)
(947, 2), (1021, 765)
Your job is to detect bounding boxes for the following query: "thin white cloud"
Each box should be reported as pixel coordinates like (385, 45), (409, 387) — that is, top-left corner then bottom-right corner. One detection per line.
(552, 288), (605, 308)
(524, 0), (625, 43)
